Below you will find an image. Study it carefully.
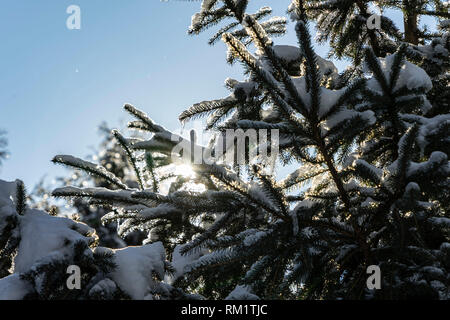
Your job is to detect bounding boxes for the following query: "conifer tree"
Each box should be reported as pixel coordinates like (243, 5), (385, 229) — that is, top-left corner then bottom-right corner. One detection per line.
(0, 179), (199, 300)
(1, 0), (448, 300)
(51, 123), (149, 248)
(302, 0), (449, 63)
(52, 0), (449, 299)
(50, 106), (219, 254)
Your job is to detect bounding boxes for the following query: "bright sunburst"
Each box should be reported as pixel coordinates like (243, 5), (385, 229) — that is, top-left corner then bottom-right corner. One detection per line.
(173, 163), (196, 178)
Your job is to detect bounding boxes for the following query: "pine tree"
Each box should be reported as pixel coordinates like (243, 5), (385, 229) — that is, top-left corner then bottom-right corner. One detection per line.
(28, 123), (143, 248)
(49, 123), (148, 248)
(67, 0), (445, 299)
(0, 179), (199, 300)
(53, 0), (449, 299)
(51, 106), (217, 254)
(174, 0), (449, 299)
(302, 0), (449, 61)
(1, 0), (448, 300)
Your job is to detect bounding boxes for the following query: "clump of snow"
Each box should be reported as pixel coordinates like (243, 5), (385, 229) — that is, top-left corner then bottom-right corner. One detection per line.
(291, 76), (354, 119)
(405, 182), (420, 194)
(88, 278), (117, 298)
(183, 249), (234, 274)
(226, 285), (260, 300)
(354, 159), (382, 179)
(295, 199), (317, 211)
(315, 55), (339, 78)
(272, 45), (301, 62)
(0, 179), (97, 275)
(0, 274), (32, 300)
(321, 109), (375, 136)
(14, 209), (96, 273)
(287, 2), (300, 21)
(366, 53), (433, 92)
(233, 81), (257, 102)
(138, 203), (179, 219)
(415, 114), (450, 156)
(168, 245), (205, 283)
(0, 179), (101, 298)
(106, 242), (166, 300)
(407, 151), (448, 177)
(429, 217), (450, 227)
(0, 179), (179, 300)
(317, 87), (345, 119)
(248, 182), (278, 213)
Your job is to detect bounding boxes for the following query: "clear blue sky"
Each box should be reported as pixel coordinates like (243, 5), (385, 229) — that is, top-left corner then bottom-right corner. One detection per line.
(0, 0), (429, 188)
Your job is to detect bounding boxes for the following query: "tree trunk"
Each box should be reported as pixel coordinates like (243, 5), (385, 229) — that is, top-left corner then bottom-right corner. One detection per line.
(404, 12), (419, 45)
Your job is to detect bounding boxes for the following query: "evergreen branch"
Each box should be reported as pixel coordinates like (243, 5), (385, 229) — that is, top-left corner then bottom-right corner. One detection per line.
(395, 124), (419, 191)
(15, 180), (26, 215)
(209, 21), (240, 45)
(355, 0), (382, 56)
(243, 14), (309, 116)
(221, 32), (301, 126)
(52, 187), (142, 206)
(127, 121), (152, 132)
(131, 190), (168, 202)
(280, 165), (328, 191)
(353, 159), (382, 186)
(145, 152), (159, 193)
(180, 212), (233, 255)
(389, 45), (407, 91)
(180, 97), (238, 123)
(296, 21), (321, 115)
(364, 48), (390, 93)
(202, 162), (290, 222)
(252, 164), (288, 217)
(319, 78), (366, 121)
(124, 104), (165, 133)
(52, 155), (127, 190)
(112, 130), (144, 190)
(189, 6), (231, 35)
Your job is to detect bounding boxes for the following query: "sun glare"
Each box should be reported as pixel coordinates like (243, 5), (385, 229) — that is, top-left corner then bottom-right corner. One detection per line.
(174, 163), (196, 178)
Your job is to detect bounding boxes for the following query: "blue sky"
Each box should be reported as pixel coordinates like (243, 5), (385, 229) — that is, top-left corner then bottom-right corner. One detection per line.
(0, 0), (433, 188)
(0, 0), (303, 187)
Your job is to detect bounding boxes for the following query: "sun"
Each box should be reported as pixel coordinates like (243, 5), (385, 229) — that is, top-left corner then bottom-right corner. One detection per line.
(173, 163), (196, 178)
(172, 164), (206, 193)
